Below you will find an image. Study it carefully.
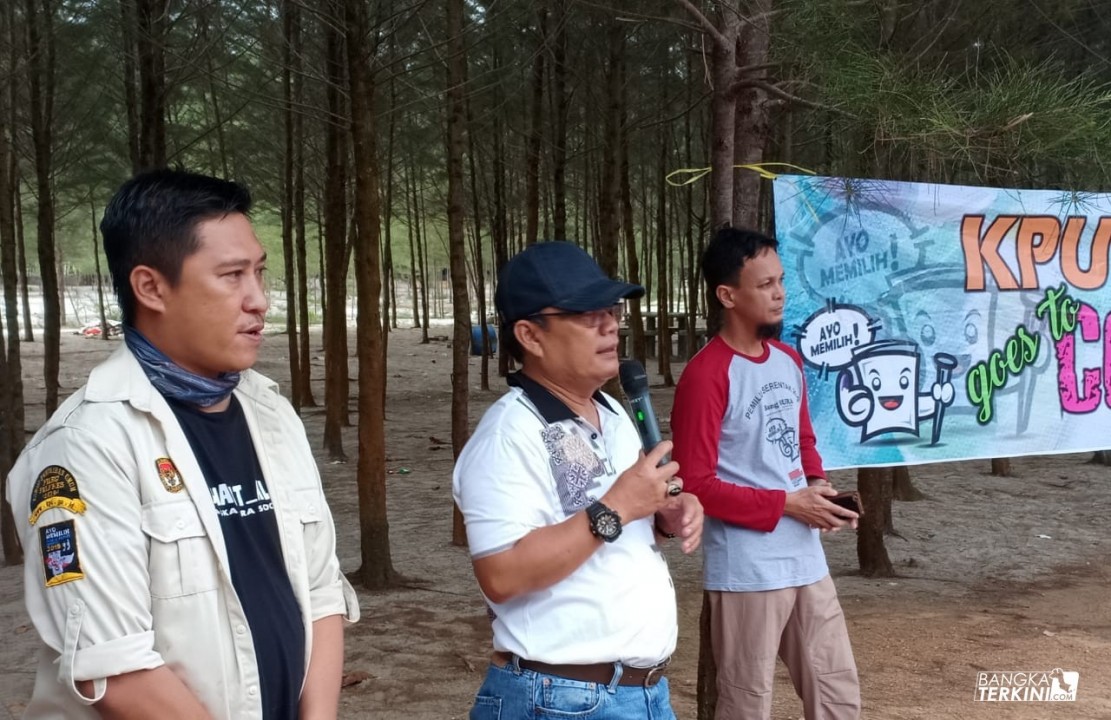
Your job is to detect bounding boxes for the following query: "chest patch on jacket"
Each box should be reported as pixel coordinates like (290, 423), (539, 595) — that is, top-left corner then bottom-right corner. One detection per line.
(156, 456), (185, 493)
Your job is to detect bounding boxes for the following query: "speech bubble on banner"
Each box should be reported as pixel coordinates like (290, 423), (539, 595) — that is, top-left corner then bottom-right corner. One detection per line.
(795, 300), (880, 373)
(793, 219), (924, 306)
(776, 177), (936, 307)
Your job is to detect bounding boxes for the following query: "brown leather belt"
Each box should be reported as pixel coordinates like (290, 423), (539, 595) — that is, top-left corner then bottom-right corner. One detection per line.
(494, 652), (669, 687)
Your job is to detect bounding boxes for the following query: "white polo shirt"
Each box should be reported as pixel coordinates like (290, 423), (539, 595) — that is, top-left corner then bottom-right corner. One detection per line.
(452, 373), (677, 667)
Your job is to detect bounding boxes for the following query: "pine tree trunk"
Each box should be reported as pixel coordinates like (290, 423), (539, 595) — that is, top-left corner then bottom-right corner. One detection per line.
(198, 3), (228, 177)
(57, 248), (66, 329)
(4, 14), (29, 347)
(892, 465), (926, 501)
(389, 258), (399, 329)
(731, 0), (772, 230)
(581, 148), (592, 252)
(415, 175), (430, 344)
(89, 197), (108, 340)
(684, 40), (700, 360)
(13, 165), (31, 342)
(447, 0), (471, 547)
(281, 0), (302, 411)
(0, 21), (24, 563)
(465, 94), (490, 391)
(406, 168), (421, 330)
(689, 5), (740, 349)
(857, 466), (895, 576)
(135, 0), (167, 168)
(118, 0), (140, 172)
(316, 209), (325, 318)
(382, 69), (397, 348)
(491, 69), (510, 377)
(707, 9), (738, 232)
(524, 7), (546, 246)
(641, 186), (652, 312)
(292, 10), (314, 407)
(24, 0), (60, 413)
(0, 316), (15, 565)
(596, 21), (622, 280)
(655, 135), (673, 386)
(620, 128), (646, 366)
(345, 0), (395, 589)
(321, 7), (348, 461)
(550, 0), (568, 241)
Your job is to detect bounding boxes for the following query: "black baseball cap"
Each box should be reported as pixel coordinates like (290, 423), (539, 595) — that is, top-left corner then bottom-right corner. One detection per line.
(495, 241), (645, 324)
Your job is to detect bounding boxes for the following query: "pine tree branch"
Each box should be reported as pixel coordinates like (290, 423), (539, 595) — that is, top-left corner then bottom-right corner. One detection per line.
(733, 77), (858, 119)
(673, 0), (729, 48)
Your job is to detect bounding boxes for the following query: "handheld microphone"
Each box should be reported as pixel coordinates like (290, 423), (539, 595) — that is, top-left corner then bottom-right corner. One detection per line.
(619, 360), (679, 493)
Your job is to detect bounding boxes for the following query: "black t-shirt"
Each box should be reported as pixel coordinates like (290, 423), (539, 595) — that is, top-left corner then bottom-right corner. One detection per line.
(169, 396), (305, 720)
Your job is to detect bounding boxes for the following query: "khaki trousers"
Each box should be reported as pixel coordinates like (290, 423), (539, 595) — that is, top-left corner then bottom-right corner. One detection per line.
(709, 576), (861, 720)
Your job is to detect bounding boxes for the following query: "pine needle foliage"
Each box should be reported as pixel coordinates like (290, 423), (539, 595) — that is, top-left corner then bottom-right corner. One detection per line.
(770, 0), (1111, 189)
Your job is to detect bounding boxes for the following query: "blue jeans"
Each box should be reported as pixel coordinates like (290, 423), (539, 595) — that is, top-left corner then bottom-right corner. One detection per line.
(469, 656), (677, 719)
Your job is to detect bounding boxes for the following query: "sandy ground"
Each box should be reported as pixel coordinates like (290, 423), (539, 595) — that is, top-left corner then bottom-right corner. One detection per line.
(2, 327), (1110, 719)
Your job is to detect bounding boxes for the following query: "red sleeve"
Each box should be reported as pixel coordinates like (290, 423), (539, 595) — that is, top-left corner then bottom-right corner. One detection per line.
(775, 341), (826, 480)
(670, 339), (786, 533)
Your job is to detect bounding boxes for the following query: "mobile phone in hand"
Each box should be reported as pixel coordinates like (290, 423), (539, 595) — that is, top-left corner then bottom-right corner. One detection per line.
(830, 491), (862, 516)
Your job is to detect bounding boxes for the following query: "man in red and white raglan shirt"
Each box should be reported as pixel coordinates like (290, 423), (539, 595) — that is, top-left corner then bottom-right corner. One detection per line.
(671, 226), (862, 720)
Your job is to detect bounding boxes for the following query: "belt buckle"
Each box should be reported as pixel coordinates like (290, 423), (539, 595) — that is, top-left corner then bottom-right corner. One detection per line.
(643, 658), (670, 687)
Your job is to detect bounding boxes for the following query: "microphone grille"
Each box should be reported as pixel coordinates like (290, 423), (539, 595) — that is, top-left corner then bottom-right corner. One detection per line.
(618, 359), (650, 395)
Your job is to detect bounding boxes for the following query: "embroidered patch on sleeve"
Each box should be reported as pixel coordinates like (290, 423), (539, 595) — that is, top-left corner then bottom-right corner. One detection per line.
(40, 520), (84, 587)
(155, 457), (185, 493)
(28, 465), (87, 525)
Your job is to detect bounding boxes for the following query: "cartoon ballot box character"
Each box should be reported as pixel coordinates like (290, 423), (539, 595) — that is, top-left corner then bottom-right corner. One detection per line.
(837, 339), (955, 443)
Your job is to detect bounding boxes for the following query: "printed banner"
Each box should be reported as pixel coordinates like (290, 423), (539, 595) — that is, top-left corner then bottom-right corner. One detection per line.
(774, 175), (1111, 469)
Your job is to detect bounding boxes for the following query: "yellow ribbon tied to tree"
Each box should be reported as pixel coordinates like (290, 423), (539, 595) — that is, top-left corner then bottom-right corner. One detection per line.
(665, 162), (816, 187)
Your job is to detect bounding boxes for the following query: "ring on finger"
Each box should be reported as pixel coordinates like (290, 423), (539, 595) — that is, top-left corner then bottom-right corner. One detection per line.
(666, 481), (682, 497)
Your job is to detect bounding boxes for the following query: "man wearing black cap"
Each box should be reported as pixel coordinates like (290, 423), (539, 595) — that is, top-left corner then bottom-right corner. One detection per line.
(452, 241), (704, 719)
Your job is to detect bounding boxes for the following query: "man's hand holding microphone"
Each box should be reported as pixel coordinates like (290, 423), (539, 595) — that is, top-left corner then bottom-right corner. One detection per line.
(601, 361), (703, 554)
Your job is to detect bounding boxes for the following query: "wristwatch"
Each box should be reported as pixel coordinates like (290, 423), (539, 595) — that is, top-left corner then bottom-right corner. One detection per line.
(586, 500), (622, 542)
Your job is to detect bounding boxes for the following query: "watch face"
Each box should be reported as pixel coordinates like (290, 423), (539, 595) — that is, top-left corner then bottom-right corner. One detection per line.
(587, 501), (622, 542)
(596, 513), (620, 539)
